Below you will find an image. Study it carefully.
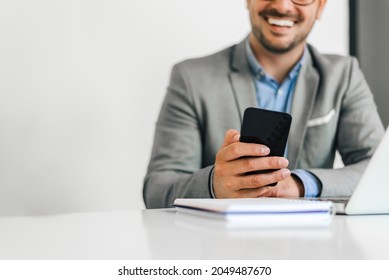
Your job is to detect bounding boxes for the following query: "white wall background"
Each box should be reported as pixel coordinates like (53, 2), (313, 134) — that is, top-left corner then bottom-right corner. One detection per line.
(0, 0), (348, 216)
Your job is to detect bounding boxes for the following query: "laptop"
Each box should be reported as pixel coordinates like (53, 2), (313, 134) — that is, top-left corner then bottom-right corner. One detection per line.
(311, 127), (389, 215)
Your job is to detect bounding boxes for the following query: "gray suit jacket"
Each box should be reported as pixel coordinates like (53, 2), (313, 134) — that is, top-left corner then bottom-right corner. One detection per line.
(143, 39), (384, 209)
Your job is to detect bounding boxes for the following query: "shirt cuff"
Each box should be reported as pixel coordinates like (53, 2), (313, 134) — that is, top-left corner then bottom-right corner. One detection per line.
(292, 169), (322, 197)
(209, 166), (216, 198)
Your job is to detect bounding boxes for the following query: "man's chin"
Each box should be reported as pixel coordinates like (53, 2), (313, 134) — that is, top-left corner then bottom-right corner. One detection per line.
(261, 42), (296, 54)
(251, 29), (304, 54)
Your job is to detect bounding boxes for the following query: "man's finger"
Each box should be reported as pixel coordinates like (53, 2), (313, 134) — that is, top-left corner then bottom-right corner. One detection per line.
(221, 129), (240, 148)
(218, 142), (271, 162)
(228, 156), (288, 174)
(236, 168), (291, 189)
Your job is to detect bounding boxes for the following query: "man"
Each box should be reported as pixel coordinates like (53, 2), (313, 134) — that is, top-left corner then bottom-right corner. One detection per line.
(143, 0), (384, 208)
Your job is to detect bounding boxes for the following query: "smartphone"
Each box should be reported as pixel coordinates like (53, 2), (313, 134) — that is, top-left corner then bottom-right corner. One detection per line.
(240, 107), (292, 186)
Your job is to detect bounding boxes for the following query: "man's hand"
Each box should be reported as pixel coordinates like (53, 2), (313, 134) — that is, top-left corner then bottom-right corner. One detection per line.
(213, 129), (304, 198)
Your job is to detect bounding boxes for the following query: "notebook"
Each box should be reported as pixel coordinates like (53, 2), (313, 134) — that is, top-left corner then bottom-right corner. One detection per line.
(172, 198), (333, 228)
(309, 127), (389, 215)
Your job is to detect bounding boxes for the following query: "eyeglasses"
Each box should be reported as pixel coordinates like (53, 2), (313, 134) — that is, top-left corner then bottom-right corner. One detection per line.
(260, 0), (316, 6)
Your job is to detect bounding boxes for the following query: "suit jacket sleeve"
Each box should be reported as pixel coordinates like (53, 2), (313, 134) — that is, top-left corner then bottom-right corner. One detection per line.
(143, 63), (213, 209)
(307, 57), (385, 197)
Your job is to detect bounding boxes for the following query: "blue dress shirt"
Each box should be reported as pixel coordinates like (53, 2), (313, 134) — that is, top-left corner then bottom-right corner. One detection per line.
(245, 40), (322, 197)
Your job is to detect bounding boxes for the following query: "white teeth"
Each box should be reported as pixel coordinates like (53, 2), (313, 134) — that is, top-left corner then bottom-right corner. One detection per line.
(268, 18), (294, 27)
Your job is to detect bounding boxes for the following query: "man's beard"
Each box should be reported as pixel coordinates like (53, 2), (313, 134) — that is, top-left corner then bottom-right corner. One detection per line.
(252, 8), (310, 54)
(251, 26), (308, 54)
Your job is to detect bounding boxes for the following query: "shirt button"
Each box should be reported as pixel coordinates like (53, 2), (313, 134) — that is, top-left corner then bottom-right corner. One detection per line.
(278, 89), (283, 95)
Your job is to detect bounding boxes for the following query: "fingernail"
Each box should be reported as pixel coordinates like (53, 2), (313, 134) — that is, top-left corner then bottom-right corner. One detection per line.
(233, 134), (241, 142)
(279, 158), (289, 167)
(281, 169), (291, 178)
(261, 147), (270, 154)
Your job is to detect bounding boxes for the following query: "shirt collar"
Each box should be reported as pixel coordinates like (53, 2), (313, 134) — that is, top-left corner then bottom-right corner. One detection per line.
(245, 37), (306, 81)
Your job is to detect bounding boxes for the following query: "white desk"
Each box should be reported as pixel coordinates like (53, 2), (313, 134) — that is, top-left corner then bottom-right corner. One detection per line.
(0, 209), (388, 259)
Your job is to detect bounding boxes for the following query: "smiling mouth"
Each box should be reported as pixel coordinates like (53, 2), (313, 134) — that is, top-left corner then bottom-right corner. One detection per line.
(267, 17), (295, 27)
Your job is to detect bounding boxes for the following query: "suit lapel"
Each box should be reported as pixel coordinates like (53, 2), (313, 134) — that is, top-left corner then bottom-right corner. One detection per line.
(288, 50), (320, 169)
(228, 40), (257, 123)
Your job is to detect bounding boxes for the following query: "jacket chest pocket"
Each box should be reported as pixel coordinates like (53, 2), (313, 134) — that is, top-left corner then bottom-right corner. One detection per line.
(299, 109), (338, 168)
